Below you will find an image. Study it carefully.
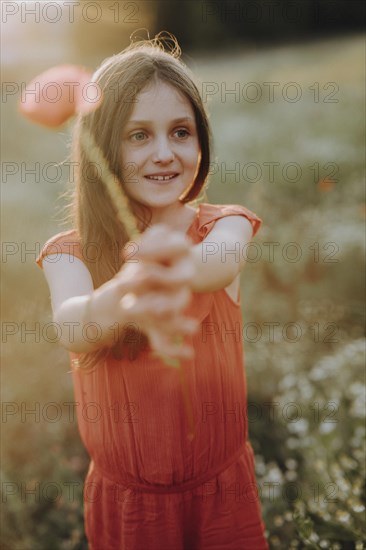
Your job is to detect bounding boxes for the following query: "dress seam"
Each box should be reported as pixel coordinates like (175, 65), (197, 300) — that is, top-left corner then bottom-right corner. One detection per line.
(91, 441), (249, 495)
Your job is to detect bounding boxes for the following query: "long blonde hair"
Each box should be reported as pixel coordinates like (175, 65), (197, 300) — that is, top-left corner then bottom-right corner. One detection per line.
(68, 32), (212, 370)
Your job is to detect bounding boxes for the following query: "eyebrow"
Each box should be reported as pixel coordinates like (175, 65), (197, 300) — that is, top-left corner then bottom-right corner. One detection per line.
(126, 117), (195, 126)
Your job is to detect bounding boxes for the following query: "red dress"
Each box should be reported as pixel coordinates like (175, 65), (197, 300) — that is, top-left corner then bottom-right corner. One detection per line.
(36, 203), (269, 550)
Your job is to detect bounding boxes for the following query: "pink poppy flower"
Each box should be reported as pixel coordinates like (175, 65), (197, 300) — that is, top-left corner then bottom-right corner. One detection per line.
(18, 64), (102, 128)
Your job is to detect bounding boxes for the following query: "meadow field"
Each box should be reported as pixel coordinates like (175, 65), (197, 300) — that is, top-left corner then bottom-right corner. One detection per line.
(2, 32), (365, 549)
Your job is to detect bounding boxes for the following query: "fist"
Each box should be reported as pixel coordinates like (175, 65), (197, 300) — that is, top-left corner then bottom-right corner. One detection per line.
(116, 224), (198, 359)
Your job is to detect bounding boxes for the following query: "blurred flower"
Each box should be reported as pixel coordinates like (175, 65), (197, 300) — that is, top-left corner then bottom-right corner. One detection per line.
(317, 177), (335, 192)
(286, 437), (300, 449)
(348, 382), (366, 418)
(335, 510), (350, 522)
(309, 356), (336, 381)
(347, 498), (365, 513)
(265, 462), (284, 484)
(285, 470), (297, 481)
(18, 64), (102, 128)
(285, 458), (298, 470)
(255, 454), (266, 476)
(287, 418), (309, 436)
(319, 422), (336, 434)
(339, 454), (359, 471)
(269, 535), (281, 547)
(278, 373), (297, 391)
(274, 515), (284, 527)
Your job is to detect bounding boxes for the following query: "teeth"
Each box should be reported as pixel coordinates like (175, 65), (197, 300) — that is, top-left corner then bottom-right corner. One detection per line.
(146, 174), (176, 181)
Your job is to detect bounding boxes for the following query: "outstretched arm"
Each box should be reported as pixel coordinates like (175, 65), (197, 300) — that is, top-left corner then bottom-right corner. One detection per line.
(42, 226), (198, 357)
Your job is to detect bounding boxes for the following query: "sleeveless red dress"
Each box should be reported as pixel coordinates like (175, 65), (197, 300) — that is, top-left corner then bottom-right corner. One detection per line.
(36, 203), (269, 550)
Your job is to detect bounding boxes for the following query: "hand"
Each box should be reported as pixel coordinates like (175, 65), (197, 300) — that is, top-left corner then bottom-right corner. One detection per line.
(115, 224), (198, 359)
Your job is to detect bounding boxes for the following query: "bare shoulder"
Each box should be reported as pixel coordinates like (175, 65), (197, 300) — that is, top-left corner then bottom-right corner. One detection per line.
(208, 215), (253, 240)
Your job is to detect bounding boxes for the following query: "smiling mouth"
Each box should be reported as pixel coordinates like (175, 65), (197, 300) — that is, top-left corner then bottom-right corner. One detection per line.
(145, 174), (179, 181)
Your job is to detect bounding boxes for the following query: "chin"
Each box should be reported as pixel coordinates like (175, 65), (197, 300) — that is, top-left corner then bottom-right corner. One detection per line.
(139, 192), (188, 206)
(147, 201), (180, 209)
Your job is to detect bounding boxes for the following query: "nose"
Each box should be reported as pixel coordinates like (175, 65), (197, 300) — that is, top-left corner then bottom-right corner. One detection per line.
(152, 136), (175, 163)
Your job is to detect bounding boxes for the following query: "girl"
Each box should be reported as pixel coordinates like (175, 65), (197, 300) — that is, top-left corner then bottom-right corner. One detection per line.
(36, 33), (269, 550)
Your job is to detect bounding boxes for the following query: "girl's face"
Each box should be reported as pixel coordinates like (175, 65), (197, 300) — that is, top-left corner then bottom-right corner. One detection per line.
(120, 79), (201, 213)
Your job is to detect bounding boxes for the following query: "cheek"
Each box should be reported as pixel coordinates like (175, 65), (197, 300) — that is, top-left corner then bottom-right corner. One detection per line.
(184, 142), (201, 167)
(129, 146), (148, 162)
(121, 147), (141, 174)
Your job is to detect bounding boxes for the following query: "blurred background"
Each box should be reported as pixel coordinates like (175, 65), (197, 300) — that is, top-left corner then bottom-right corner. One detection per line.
(2, 1), (365, 548)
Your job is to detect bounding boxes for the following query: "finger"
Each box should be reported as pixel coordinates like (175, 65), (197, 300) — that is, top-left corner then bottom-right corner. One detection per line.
(116, 250), (195, 290)
(147, 288), (192, 317)
(132, 231), (192, 263)
(114, 265), (172, 297)
(115, 262), (192, 292)
(147, 258), (195, 287)
(141, 260), (195, 289)
(112, 273), (159, 302)
(164, 256), (196, 285)
(122, 224), (168, 258)
(120, 288), (191, 319)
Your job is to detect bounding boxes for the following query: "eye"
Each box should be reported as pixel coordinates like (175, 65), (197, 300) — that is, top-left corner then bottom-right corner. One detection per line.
(130, 131), (147, 142)
(174, 128), (190, 139)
